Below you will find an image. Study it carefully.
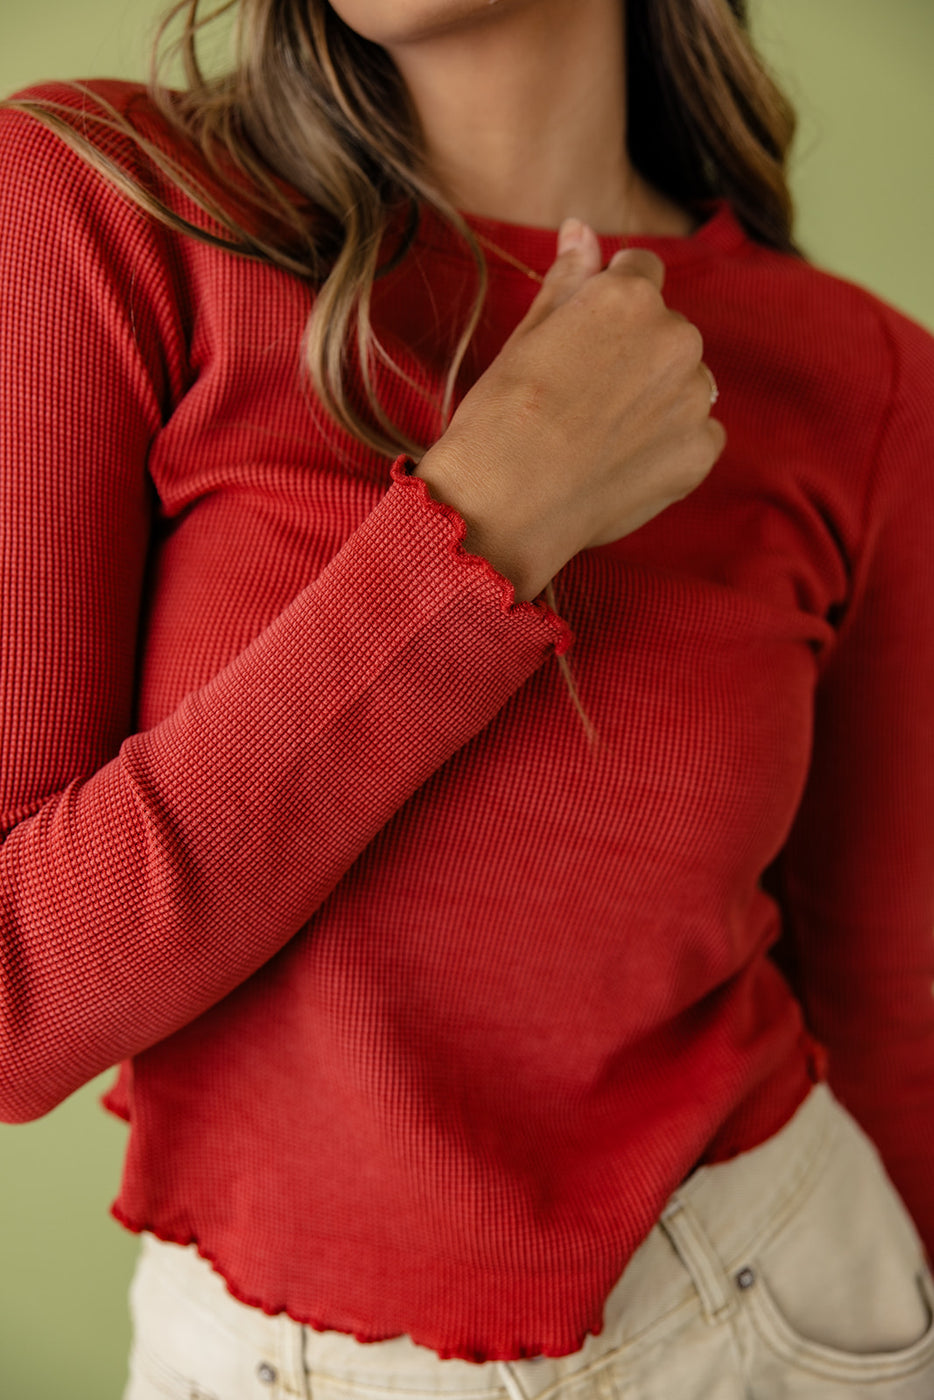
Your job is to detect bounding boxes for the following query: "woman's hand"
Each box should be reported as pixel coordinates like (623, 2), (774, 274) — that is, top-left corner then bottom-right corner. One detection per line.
(414, 218), (726, 601)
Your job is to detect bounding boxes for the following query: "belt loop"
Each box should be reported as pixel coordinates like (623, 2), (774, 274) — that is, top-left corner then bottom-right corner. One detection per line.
(276, 1313), (310, 1398)
(659, 1197), (735, 1325)
(497, 1361), (534, 1400)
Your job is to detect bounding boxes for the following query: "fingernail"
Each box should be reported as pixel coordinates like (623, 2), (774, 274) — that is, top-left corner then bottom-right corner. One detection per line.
(558, 217), (585, 253)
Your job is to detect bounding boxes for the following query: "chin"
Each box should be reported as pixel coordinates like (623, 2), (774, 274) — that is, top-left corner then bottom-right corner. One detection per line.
(327, 0), (518, 47)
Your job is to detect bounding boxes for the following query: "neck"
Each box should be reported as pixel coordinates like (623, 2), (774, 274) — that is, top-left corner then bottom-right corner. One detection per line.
(382, 0), (693, 236)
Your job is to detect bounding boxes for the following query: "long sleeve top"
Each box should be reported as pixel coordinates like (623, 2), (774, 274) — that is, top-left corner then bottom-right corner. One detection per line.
(1, 79), (933, 1363)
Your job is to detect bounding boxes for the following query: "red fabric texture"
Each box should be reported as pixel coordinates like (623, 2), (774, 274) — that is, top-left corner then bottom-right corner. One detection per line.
(1, 81), (933, 1361)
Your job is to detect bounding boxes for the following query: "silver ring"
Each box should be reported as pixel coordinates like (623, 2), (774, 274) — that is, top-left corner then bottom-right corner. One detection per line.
(703, 365), (719, 407)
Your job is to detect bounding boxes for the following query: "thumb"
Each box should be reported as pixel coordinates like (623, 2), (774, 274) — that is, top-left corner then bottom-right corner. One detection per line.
(556, 216), (600, 259)
(519, 218), (602, 331)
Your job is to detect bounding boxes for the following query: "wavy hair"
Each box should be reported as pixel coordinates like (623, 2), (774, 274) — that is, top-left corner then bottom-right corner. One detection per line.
(4, 0), (799, 738)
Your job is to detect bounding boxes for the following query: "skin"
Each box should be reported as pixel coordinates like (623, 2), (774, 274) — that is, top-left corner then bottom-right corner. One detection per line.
(325, 0), (695, 235)
(325, 0), (722, 598)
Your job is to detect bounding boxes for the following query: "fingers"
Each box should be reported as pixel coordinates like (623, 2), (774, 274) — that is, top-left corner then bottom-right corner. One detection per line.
(543, 218), (603, 289)
(706, 414), (728, 461)
(700, 363), (719, 408)
(607, 245), (666, 294)
(666, 311), (719, 416)
(522, 220), (667, 337)
(517, 220), (603, 331)
(546, 223), (667, 296)
(556, 217), (603, 266)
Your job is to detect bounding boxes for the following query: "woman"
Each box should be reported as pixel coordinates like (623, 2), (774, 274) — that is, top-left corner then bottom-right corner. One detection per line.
(1, 0), (933, 1395)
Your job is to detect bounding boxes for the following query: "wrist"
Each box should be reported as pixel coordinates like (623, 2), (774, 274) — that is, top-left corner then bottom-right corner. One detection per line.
(413, 443), (546, 603)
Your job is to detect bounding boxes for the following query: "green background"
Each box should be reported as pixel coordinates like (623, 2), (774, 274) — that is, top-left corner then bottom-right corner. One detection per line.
(1, 3), (932, 1397)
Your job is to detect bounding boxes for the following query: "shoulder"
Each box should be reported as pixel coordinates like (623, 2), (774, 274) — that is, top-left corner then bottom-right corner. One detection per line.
(0, 78), (186, 186)
(0, 81), (192, 412)
(0, 77), (245, 289)
(736, 236), (934, 410)
(0, 76), (193, 246)
(788, 264), (934, 489)
(1, 77), (308, 264)
(709, 226), (934, 484)
(0, 79), (193, 261)
(0, 77), (256, 247)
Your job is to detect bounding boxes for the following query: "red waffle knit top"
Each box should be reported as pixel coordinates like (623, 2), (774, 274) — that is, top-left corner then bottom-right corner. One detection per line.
(1, 80), (933, 1361)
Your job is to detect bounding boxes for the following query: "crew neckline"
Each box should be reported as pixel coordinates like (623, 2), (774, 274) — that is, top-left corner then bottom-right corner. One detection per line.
(409, 198), (747, 274)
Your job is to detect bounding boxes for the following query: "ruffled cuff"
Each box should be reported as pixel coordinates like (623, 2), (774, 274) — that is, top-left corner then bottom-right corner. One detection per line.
(390, 456), (572, 656)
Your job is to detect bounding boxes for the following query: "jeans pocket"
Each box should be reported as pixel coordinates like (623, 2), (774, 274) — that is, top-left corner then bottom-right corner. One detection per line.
(745, 1265), (934, 1386)
(126, 1337), (223, 1400)
(738, 1106), (934, 1392)
(125, 1238), (288, 1400)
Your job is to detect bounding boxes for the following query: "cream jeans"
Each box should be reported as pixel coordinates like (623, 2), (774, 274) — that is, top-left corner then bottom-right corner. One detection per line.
(123, 1086), (934, 1400)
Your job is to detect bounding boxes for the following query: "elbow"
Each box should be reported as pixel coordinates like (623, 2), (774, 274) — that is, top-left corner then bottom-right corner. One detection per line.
(0, 1042), (73, 1123)
(0, 1098), (54, 1125)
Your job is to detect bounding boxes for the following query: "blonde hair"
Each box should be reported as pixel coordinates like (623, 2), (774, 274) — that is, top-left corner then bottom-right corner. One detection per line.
(4, 0), (798, 743)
